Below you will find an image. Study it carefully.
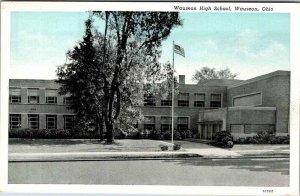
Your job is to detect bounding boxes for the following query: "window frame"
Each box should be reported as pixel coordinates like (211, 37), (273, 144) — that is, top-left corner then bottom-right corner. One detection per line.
(28, 114), (39, 130)
(9, 114), (21, 129)
(46, 115), (57, 129)
(178, 93), (189, 107)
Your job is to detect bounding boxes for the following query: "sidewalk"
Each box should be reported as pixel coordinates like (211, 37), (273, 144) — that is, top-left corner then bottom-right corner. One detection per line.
(8, 140), (290, 162)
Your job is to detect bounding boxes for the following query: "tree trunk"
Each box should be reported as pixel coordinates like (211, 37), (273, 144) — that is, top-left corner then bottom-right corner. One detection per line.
(105, 120), (114, 144)
(99, 117), (104, 141)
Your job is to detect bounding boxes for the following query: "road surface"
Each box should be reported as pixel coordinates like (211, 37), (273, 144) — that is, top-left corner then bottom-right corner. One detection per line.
(9, 157), (289, 186)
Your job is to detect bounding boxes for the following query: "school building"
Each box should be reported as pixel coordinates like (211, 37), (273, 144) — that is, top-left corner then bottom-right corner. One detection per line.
(9, 70), (290, 140)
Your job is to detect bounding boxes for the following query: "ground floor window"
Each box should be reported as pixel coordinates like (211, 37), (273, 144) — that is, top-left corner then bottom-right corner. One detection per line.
(161, 116), (172, 132)
(177, 117), (188, 131)
(46, 115), (57, 129)
(144, 116), (155, 131)
(64, 115), (74, 130)
(28, 114), (39, 129)
(9, 114), (21, 129)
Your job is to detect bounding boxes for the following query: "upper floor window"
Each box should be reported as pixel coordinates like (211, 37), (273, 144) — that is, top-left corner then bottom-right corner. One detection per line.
(28, 88), (39, 104)
(9, 114), (21, 129)
(194, 93), (205, 107)
(161, 94), (172, 106)
(63, 97), (73, 105)
(144, 94), (155, 106)
(210, 94), (222, 108)
(9, 88), (21, 103)
(178, 93), (189, 107)
(46, 89), (57, 104)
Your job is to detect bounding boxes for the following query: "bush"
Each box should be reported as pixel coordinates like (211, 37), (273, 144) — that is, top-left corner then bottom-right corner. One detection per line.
(174, 131), (182, 140)
(163, 131), (172, 140)
(160, 144), (168, 151)
(234, 131), (290, 144)
(212, 130), (234, 148)
(9, 129), (72, 139)
(173, 143), (181, 151)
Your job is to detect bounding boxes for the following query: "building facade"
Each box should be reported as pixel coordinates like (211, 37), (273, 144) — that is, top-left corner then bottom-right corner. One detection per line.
(9, 70), (290, 140)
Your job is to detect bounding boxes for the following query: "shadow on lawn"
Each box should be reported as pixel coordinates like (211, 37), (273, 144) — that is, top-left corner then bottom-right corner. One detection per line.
(163, 158), (289, 175)
(9, 139), (122, 146)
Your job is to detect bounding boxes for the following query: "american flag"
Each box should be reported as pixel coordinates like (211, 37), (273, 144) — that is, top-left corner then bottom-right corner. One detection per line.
(174, 44), (185, 57)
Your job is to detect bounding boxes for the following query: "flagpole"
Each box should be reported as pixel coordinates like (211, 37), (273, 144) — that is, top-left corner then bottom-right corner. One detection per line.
(171, 41), (174, 145)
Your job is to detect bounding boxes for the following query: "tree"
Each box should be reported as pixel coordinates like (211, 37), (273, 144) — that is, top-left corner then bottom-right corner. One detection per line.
(57, 12), (182, 143)
(192, 67), (237, 83)
(93, 12), (182, 143)
(56, 19), (106, 140)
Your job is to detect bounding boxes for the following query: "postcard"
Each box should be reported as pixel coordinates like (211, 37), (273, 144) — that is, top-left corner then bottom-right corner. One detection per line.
(1, 1), (299, 195)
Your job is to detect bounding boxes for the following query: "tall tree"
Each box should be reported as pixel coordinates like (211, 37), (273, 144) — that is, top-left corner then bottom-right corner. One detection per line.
(192, 67), (237, 83)
(93, 11), (182, 143)
(57, 12), (182, 143)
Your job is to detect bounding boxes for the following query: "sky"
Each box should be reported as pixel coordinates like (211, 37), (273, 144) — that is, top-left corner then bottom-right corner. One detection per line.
(10, 12), (290, 84)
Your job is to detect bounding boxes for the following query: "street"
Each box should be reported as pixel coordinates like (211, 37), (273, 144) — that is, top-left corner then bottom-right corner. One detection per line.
(9, 157), (289, 186)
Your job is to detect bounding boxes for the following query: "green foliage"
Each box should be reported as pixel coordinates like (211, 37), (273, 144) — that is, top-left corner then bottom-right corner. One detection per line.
(212, 130), (234, 148)
(160, 144), (168, 151)
(192, 67), (237, 83)
(173, 143), (181, 151)
(57, 12), (182, 143)
(9, 129), (72, 139)
(235, 131), (290, 144)
(174, 131), (182, 140)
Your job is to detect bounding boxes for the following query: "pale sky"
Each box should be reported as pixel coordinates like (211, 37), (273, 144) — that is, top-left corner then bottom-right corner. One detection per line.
(10, 12), (290, 84)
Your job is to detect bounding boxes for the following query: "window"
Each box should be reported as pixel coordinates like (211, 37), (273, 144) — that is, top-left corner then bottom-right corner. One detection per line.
(46, 115), (57, 129)
(9, 114), (21, 129)
(210, 94), (221, 108)
(144, 94), (156, 106)
(177, 117), (188, 131)
(9, 88), (21, 103)
(28, 88), (39, 104)
(161, 116), (172, 132)
(194, 93), (205, 107)
(144, 116), (155, 131)
(63, 97), (73, 105)
(46, 89), (57, 104)
(161, 94), (172, 106)
(64, 115), (74, 130)
(28, 114), (39, 129)
(178, 93), (189, 107)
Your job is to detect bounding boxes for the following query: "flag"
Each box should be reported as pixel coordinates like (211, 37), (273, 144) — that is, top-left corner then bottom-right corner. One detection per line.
(174, 44), (185, 57)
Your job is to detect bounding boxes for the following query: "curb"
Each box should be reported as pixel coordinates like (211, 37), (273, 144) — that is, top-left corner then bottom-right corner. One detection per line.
(9, 152), (202, 162)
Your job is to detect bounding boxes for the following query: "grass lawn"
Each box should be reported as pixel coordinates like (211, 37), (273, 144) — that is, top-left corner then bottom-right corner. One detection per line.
(229, 144), (290, 156)
(9, 139), (174, 153)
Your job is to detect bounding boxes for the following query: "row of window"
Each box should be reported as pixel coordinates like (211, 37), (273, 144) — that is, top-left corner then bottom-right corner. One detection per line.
(144, 93), (222, 108)
(143, 116), (189, 132)
(9, 114), (74, 130)
(9, 87), (72, 105)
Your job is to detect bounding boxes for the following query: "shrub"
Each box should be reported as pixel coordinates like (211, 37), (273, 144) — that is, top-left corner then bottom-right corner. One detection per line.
(212, 130), (234, 148)
(173, 143), (181, 151)
(185, 130), (193, 139)
(174, 131), (182, 140)
(235, 132), (290, 144)
(163, 131), (172, 140)
(160, 144), (168, 151)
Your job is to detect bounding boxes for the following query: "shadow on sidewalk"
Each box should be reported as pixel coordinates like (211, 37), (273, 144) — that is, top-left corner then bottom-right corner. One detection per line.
(163, 157), (289, 175)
